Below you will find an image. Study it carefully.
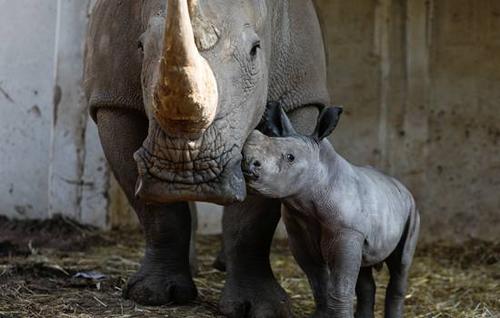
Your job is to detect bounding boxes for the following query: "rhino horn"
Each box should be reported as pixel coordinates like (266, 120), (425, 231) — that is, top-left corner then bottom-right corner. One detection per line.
(154, 0), (218, 137)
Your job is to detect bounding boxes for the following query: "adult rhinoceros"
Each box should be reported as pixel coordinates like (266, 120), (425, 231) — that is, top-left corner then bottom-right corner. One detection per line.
(84, 0), (329, 316)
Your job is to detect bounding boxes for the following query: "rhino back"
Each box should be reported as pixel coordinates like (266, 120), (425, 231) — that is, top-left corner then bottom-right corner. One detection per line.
(268, 0), (330, 113)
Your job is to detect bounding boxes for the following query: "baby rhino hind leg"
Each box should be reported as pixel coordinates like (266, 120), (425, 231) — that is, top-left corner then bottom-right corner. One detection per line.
(384, 210), (420, 318)
(355, 267), (376, 318)
(384, 246), (410, 318)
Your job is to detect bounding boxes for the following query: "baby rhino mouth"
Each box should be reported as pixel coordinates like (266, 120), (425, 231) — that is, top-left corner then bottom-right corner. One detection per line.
(241, 157), (261, 181)
(134, 123), (246, 205)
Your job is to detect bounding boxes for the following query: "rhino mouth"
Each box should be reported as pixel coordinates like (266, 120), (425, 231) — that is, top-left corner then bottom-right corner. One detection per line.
(133, 122), (246, 205)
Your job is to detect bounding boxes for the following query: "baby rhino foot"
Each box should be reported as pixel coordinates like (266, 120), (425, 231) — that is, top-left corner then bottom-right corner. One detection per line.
(123, 264), (197, 306)
(220, 279), (291, 318)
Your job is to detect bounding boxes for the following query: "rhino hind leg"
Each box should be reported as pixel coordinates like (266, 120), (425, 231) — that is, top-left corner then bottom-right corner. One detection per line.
(96, 108), (197, 305)
(212, 244), (226, 272)
(220, 196), (292, 318)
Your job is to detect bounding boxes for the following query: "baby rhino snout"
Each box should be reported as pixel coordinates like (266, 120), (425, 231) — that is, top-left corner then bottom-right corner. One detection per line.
(242, 157), (261, 180)
(243, 131), (269, 181)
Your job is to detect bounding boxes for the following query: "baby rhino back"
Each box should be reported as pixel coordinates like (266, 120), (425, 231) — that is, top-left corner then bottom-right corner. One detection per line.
(345, 166), (415, 266)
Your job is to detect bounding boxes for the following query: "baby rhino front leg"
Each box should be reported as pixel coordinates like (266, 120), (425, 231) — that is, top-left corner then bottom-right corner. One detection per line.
(320, 229), (364, 318)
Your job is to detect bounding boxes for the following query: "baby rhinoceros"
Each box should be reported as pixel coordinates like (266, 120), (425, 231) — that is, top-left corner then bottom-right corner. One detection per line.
(242, 102), (420, 318)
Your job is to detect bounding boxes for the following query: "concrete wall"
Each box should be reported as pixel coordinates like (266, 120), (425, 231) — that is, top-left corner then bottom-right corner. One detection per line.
(0, 1), (57, 219)
(49, 0), (109, 228)
(0, 0), (110, 227)
(315, 0), (500, 241)
(1, 0), (498, 241)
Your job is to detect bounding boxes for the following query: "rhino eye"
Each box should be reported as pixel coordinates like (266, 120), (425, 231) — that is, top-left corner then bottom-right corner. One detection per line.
(286, 154), (295, 162)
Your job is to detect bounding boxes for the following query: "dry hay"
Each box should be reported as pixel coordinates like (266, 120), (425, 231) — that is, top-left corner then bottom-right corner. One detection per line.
(0, 220), (498, 318)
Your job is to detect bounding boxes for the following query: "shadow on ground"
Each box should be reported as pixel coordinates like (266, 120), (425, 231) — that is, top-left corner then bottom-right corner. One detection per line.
(0, 216), (499, 317)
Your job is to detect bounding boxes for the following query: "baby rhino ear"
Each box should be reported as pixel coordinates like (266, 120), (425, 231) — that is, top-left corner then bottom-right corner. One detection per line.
(312, 106), (343, 141)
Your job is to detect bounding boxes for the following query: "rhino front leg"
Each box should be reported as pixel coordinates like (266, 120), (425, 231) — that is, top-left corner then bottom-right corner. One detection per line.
(96, 109), (197, 305)
(123, 202), (197, 305)
(220, 195), (291, 318)
(322, 229), (364, 318)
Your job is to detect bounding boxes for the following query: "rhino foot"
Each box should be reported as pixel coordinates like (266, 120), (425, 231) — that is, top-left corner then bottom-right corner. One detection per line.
(123, 264), (197, 306)
(220, 278), (292, 318)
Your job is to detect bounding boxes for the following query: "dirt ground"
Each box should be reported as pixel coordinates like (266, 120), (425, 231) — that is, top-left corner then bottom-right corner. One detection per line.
(0, 216), (499, 318)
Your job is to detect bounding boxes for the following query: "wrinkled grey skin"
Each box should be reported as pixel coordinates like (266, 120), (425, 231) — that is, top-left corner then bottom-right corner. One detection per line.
(243, 104), (420, 318)
(85, 0), (328, 315)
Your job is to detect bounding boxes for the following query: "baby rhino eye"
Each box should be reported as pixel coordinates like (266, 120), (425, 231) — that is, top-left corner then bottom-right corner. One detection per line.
(286, 154), (295, 162)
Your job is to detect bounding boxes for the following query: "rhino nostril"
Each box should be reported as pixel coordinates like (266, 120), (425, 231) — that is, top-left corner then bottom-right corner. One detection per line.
(253, 160), (261, 168)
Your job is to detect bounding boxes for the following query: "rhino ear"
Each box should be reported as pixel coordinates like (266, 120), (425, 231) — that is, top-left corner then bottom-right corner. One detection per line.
(312, 106), (343, 142)
(257, 101), (296, 137)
